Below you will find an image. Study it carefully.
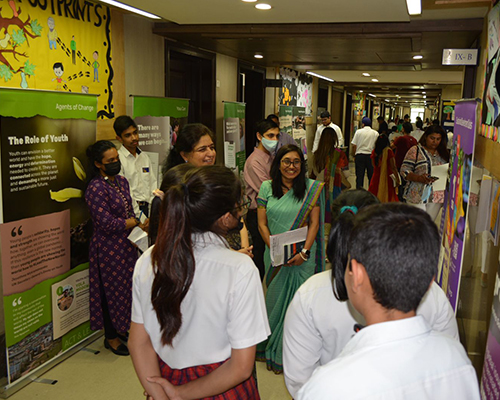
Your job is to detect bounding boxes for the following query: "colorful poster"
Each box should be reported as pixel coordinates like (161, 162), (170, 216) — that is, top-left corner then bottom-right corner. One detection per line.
(437, 100), (478, 312)
(481, 254), (500, 398)
(279, 67), (313, 116)
(442, 100), (456, 133)
(292, 107), (306, 140)
(133, 96), (189, 184)
(0, 0), (113, 118)
(279, 105), (293, 138)
(223, 102), (246, 175)
(0, 88), (96, 386)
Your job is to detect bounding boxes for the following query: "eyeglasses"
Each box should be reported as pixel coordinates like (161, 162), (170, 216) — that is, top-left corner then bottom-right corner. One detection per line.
(281, 158), (301, 167)
(234, 195), (251, 215)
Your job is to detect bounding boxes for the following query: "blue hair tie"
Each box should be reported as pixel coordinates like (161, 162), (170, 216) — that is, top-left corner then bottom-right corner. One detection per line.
(340, 205), (358, 215)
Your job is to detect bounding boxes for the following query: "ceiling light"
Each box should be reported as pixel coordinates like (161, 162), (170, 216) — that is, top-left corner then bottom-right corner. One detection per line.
(368, 93), (376, 97)
(406, 101), (408, 103)
(396, 95), (400, 98)
(254, 53), (263, 59)
(306, 71), (334, 82)
(371, 78), (379, 82)
(406, 0), (421, 15)
(422, 91), (426, 94)
(423, 95), (427, 99)
(362, 73), (370, 77)
(255, 3), (272, 10)
(413, 55), (423, 60)
(99, 0), (161, 18)
(359, 90), (363, 93)
(242, 0), (257, 2)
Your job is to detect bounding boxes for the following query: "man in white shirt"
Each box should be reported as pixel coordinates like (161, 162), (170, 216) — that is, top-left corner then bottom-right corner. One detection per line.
(350, 117), (379, 189)
(312, 111), (344, 152)
(114, 115), (157, 218)
(412, 119), (425, 142)
(297, 204), (480, 400)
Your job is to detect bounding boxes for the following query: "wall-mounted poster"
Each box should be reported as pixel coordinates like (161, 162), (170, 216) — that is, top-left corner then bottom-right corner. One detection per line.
(279, 67), (313, 116)
(0, 0), (113, 119)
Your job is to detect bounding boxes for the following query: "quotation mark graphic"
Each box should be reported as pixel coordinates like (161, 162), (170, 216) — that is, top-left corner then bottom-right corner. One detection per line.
(10, 226), (22, 237)
(12, 297), (22, 307)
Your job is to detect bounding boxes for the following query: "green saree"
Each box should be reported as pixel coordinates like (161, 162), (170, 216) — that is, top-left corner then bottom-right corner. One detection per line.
(256, 178), (325, 373)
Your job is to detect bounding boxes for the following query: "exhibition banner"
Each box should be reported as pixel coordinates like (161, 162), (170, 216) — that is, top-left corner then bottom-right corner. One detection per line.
(279, 105), (306, 154)
(132, 96), (189, 185)
(0, 89), (96, 386)
(223, 102), (246, 174)
(0, 0), (113, 118)
(437, 99), (478, 312)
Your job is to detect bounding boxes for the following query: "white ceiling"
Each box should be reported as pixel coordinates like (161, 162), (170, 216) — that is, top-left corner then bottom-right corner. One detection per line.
(123, 0), (410, 24)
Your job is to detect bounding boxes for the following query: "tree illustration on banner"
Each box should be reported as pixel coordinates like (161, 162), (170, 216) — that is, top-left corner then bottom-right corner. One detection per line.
(0, 7), (41, 87)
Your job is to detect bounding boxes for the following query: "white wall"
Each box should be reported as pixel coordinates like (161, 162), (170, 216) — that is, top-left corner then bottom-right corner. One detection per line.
(123, 15), (165, 115)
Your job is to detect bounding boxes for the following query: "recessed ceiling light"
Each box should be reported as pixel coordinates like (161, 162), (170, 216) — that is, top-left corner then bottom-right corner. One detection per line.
(359, 90), (363, 93)
(99, 0), (161, 18)
(423, 95), (427, 99)
(371, 78), (379, 82)
(368, 93), (376, 97)
(255, 3), (272, 10)
(406, 0), (421, 15)
(242, 0), (257, 2)
(413, 55), (423, 60)
(422, 91), (426, 94)
(406, 101), (408, 103)
(362, 73), (370, 77)
(306, 71), (334, 82)
(254, 53), (263, 59)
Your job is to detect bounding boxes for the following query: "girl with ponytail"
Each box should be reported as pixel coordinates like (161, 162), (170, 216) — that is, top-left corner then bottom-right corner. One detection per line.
(129, 165), (270, 400)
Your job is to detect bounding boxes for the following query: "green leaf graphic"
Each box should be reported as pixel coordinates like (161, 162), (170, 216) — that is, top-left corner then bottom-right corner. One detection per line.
(30, 19), (43, 36)
(0, 65), (13, 82)
(12, 29), (26, 46)
(24, 60), (35, 76)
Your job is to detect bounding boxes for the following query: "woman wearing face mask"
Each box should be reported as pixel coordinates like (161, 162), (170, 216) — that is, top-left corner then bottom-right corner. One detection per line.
(85, 140), (144, 356)
(244, 119), (280, 280)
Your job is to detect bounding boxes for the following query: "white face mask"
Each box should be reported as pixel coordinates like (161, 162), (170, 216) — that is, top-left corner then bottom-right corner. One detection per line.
(261, 137), (278, 152)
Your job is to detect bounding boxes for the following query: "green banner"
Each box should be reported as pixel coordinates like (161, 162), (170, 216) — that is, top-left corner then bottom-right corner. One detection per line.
(0, 89), (97, 120)
(223, 102), (246, 175)
(133, 96), (189, 118)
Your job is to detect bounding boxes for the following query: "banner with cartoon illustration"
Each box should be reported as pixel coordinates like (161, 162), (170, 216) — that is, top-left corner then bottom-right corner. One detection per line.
(0, 88), (97, 388)
(442, 100), (456, 133)
(132, 96), (190, 185)
(0, 0), (113, 119)
(223, 102), (246, 175)
(437, 99), (478, 312)
(279, 67), (313, 116)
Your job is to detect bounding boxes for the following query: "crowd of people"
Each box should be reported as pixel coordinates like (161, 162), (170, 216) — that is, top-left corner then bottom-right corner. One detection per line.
(82, 112), (478, 399)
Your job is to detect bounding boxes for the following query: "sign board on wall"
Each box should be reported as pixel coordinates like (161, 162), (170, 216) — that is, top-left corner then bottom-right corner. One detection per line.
(442, 49), (479, 66)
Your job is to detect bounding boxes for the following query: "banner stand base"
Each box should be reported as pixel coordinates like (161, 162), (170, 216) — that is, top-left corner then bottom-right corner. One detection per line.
(0, 331), (102, 398)
(30, 378), (57, 385)
(80, 346), (100, 355)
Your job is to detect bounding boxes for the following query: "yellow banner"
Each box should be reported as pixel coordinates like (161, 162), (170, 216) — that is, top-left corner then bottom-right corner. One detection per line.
(0, 0), (113, 118)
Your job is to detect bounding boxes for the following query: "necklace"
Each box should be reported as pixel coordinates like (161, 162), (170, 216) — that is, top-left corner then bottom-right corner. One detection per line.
(104, 176), (134, 218)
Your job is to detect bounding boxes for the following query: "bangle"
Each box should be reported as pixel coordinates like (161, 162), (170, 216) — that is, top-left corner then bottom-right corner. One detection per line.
(299, 252), (307, 261)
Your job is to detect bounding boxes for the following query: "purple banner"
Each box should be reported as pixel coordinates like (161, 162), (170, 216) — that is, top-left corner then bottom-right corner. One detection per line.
(481, 262), (500, 398)
(437, 100), (478, 312)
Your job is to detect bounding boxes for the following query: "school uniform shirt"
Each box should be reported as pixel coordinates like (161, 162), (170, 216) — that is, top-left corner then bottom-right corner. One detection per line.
(313, 122), (344, 152)
(118, 145), (157, 217)
(283, 270), (459, 399)
(297, 315), (479, 400)
(351, 126), (379, 155)
(131, 232), (270, 369)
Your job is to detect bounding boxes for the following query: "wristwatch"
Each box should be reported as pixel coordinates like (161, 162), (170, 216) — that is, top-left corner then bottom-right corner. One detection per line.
(301, 249), (311, 259)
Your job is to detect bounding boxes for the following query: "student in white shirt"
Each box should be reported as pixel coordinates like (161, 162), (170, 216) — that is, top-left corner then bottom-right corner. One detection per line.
(128, 165), (270, 400)
(114, 115), (157, 218)
(312, 111), (344, 152)
(297, 203), (479, 400)
(283, 190), (459, 398)
(351, 117), (379, 189)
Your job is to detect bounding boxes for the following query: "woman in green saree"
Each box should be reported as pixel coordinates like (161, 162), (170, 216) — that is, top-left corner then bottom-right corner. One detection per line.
(256, 144), (325, 374)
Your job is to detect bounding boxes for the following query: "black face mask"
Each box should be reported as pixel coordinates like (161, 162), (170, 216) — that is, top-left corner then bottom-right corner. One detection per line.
(104, 160), (121, 176)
